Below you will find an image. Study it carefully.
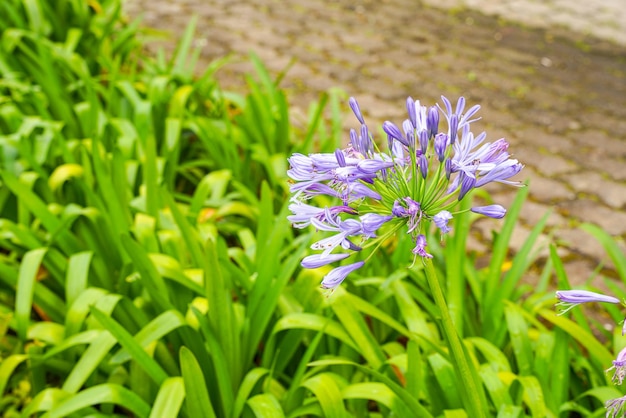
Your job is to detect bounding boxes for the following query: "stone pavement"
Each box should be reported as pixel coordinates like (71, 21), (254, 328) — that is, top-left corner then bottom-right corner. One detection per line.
(123, 0), (626, 285)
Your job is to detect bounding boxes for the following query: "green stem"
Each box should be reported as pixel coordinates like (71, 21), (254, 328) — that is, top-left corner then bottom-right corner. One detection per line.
(419, 257), (487, 417)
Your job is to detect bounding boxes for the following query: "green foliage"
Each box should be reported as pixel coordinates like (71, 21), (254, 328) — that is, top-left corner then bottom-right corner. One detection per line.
(1, 1), (626, 417)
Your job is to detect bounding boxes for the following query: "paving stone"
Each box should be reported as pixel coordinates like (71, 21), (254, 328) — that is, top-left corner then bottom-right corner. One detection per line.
(558, 199), (626, 235)
(565, 172), (626, 209)
(523, 167), (576, 202)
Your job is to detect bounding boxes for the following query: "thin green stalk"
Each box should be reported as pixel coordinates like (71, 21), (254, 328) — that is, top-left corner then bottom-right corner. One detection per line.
(418, 257), (487, 417)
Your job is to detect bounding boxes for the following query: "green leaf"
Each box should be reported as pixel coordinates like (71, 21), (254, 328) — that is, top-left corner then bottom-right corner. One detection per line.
(514, 376), (548, 418)
(308, 359), (433, 418)
(539, 309), (613, 375)
(110, 310), (187, 364)
(0, 354), (28, 396)
(15, 247), (47, 341)
(149, 377), (185, 418)
(247, 393), (285, 418)
(504, 303), (533, 376)
(329, 289), (386, 369)
(90, 307), (169, 386)
(342, 382), (414, 416)
(47, 384), (151, 418)
(180, 347), (217, 418)
(301, 373), (349, 418)
(62, 331), (117, 393)
(271, 313), (357, 351)
(232, 368), (270, 418)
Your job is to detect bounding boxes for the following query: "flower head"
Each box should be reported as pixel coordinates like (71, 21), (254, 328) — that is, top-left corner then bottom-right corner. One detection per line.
(288, 96), (523, 288)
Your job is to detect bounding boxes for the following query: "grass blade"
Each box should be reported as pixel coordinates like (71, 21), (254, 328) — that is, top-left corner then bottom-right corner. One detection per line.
(149, 377), (185, 418)
(180, 346), (217, 418)
(48, 384), (151, 418)
(15, 247), (47, 341)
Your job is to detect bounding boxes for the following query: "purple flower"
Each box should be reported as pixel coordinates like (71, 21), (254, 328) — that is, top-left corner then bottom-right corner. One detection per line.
(457, 173), (476, 201)
(556, 290), (620, 305)
(474, 159), (524, 188)
(393, 197), (422, 233)
(288, 202), (356, 228)
(406, 97), (416, 129)
(321, 261), (365, 289)
(471, 205), (506, 219)
(608, 346), (626, 385)
(360, 213), (393, 238)
(301, 253), (351, 269)
(606, 396), (626, 418)
(357, 159), (395, 174)
(418, 129), (429, 154)
(433, 211), (453, 234)
(412, 234), (432, 258)
(348, 182), (382, 201)
(288, 95), (522, 290)
(427, 106), (439, 138)
(349, 97), (364, 124)
(310, 216), (363, 255)
(382, 121), (408, 146)
(449, 114), (459, 144)
(418, 154), (428, 179)
(555, 289), (621, 314)
(434, 133), (448, 162)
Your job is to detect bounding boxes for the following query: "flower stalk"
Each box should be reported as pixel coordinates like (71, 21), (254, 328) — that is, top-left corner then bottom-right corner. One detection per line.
(420, 257), (487, 418)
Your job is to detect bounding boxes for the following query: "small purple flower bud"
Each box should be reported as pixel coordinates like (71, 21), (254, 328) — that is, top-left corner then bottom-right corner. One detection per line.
(419, 154), (428, 179)
(556, 289), (621, 315)
(383, 121), (408, 146)
(433, 210), (453, 234)
(349, 128), (360, 153)
(392, 200), (408, 217)
(434, 133), (448, 162)
(349, 97), (365, 124)
(321, 261), (365, 289)
(412, 234), (432, 258)
(301, 253), (351, 269)
(427, 106), (439, 137)
(360, 124), (372, 154)
(556, 290), (620, 305)
(470, 205), (507, 219)
(407, 97), (417, 129)
(419, 129), (429, 154)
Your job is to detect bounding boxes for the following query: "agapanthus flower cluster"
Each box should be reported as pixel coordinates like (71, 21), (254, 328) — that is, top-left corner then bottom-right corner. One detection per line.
(556, 290), (626, 417)
(288, 96), (524, 289)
